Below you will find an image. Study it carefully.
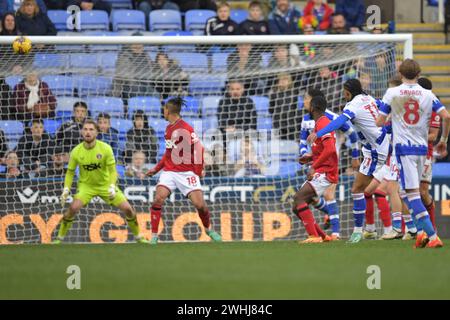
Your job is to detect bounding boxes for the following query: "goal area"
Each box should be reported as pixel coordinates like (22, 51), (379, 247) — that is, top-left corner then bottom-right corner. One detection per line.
(0, 34), (412, 244)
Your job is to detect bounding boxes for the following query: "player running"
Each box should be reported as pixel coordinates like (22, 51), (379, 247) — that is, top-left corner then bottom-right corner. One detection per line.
(307, 79), (390, 243)
(146, 97), (222, 245)
(377, 59), (450, 249)
(53, 119), (147, 244)
(295, 96), (338, 243)
(300, 87), (360, 240)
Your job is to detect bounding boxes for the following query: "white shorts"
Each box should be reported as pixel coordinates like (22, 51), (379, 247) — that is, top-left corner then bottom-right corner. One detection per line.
(303, 172), (333, 198)
(359, 148), (387, 179)
(157, 171), (202, 197)
(384, 157), (400, 182)
(396, 155), (426, 190)
(373, 165), (389, 183)
(420, 156), (433, 183)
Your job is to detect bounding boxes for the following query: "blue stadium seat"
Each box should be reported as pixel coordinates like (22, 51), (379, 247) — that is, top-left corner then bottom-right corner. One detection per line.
(116, 164), (126, 178)
(5, 76), (23, 89)
(260, 52), (272, 68)
(148, 118), (168, 138)
(69, 53), (99, 73)
(41, 75), (74, 96)
(189, 74), (226, 95)
(185, 9), (216, 35)
(230, 9), (248, 24)
(111, 10), (146, 31)
(47, 10), (71, 31)
(110, 118), (133, 135)
(257, 117), (272, 131)
(298, 96), (304, 110)
(98, 52), (118, 74)
(266, 161), (300, 177)
(168, 52), (208, 72)
(33, 53), (68, 72)
(212, 52), (229, 73)
(201, 96), (221, 116)
(163, 96), (199, 116)
(88, 97), (124, 118)
(0, 121), (24, 150)
(427, 0), (448, 6)
(43, 119), (63, 137)
(251, 96), (270, 117)
(163, 31), (193, 36)
(84, 31), (122, 51)
(74, 75), (113, 97)
(149, 9), (182, 32)
(202, 116), (218, 131)
(106, 0), (133, 9)
(275, 140), (299, 162)
(55, 97), (85, 119)
(158, 138), (166, 157)
(162, 31), (195, 52)
(80, 10), (110, 31)
(128, 96), (161, 118)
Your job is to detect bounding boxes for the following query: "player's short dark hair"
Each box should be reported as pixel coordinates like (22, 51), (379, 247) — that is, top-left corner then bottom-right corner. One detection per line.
(331, 13), (345, 20)
(311, 96), (327, 114)
(83, 119), (99, 131)
(73, 101), (88, 110)
(31, 118), (44, 126)
(399, 59), (421, 80)
(344, 78), (365, 98)
(306, 87), (325, 99)
(249, 1), (262, 9)
(165, 96), (185, 115)
(418, 77), (433, 90)
(97, 112), (111, 120)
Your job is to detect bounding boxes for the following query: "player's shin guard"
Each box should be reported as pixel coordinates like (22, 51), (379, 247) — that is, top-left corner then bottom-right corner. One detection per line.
(352, 193), (366, 233)
(197, 207), (211, 229)
(425, 200), (436, 231)
(296, 204), (319, 237)
(327, 200), (340, 235)
(364, 193), (375, 231)
(375, 191), (392, 232)
(126, 216), (140, 237)
(151, 205), (162, 236)
(392, 212), (402, 232)
(407, 192), (437, 240)
(56, 217), (74, 240)
(313, 197), (329, 214)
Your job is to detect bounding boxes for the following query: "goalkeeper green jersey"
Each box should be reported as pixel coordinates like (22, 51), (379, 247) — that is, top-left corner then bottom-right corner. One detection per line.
(68, 140), (115, 187)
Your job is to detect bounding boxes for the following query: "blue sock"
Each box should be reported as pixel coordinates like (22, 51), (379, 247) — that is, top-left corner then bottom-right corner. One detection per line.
(352, 193), (366, 231)
(327, 200), (340, 234)
(392, 212), (402, 231)
(313, 197), (329, 214)
(402, 195), (423, 232)
(407, 193), (435, 237)
(402, 214), (417, 232)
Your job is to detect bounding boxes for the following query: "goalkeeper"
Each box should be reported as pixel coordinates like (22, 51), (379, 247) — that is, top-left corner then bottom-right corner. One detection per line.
(53, 119), (147, 244)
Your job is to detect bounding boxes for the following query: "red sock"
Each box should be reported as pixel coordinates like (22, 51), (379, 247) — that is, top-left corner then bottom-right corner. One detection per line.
(151, 205), (162, 234)
(365, 193), (375, 225)
(375, 190), (391, 227)
(297, 204), (318, 237)
(425, 201), (436, 231)
(401, 219), (406, 233)
(198, 207), (211, 229)
(315, 223), (327, 239)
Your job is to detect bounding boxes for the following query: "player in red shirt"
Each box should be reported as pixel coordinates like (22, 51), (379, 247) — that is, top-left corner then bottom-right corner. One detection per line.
(296, 96), (338, 243)
(146, 97), (222, 244)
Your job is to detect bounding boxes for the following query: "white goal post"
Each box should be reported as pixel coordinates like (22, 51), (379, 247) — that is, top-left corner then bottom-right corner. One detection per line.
(0, 34), (412, 244)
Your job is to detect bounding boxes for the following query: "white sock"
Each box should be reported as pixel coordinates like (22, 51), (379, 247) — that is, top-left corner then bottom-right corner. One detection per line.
(152, 233), (158, 238)
(429, 234), (437, 241)
(383, 226), (392, 235)
(354, 227), (363, 233)
(365, 224), (376, 232)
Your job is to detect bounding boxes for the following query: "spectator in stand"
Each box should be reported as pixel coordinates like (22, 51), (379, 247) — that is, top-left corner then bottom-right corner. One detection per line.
(204, 144), (229, 177)
(113, 40), (158, 105)
(15, 0), (56, 36)
(1, 0), (47, 16)
(227, 43), (261, 95)
(0, 151), (27, 179)
(267, 44), (301, 89)
(0, 12), (20, 35)
(13, 72), (56, 121)
(0, 129), (7, 164)
(134, 1), (179, 23)
(172, 0), (216, 12)
(16, 118), (52, 176)
(239, 1), (270, 35)
(67, 1), (111, 14)
(327, 13), (349, 34)
(302, 0), (333, 31)
(218, 79), (257, 135)
(234, 136), (266, 177)
(125, 150), (149, 179)
(310, 66), (340, 108)
(205, 1), (238, 36)
(268, 0), (301, 35)
(0, 77), (12, 120)
(44, 0), (67, 10)
(36, 145), (67, 177)
(153, 52), (189, 99)
(56, 101), (88, 154)
(124, 110), (159, 164)
(269, 73), (301, 141)
(97, 112), (119, 158)
(335, 0), (365, 32)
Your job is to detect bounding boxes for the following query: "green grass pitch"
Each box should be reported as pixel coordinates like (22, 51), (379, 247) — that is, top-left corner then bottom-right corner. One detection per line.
(1, 240), (450, 299)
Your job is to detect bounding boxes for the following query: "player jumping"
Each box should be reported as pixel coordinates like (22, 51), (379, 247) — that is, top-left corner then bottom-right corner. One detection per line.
(295, 96), (338, 243)
(53, 119), (147, 244)
(146, 97), (222, 245)
(300, 87), (360, 240)
(377, 59), (450, 249)
(308, 79), (390, 243)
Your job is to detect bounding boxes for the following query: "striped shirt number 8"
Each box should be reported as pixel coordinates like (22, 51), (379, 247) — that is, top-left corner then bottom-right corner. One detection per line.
(403, 99), (420, 125)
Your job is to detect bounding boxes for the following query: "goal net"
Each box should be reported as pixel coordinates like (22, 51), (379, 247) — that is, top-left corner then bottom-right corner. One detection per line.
(0, 34), (412, 244)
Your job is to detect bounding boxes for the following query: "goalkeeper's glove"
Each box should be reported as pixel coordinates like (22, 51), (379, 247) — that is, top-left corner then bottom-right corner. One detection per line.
(60, 187), (70, 206)
(108, 184), (116, 200)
